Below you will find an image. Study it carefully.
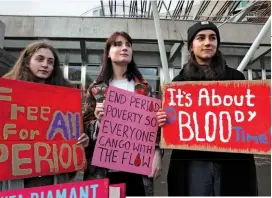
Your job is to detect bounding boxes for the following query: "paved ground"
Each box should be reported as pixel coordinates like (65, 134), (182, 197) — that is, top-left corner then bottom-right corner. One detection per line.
(154, 150), (271, 196)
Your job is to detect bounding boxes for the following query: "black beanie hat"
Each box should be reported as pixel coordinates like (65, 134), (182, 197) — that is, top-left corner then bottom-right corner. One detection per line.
(187, 21), (220, 50)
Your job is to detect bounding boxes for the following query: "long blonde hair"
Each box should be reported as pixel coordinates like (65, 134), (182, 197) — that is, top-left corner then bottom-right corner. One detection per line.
(3, 40), (72, 87)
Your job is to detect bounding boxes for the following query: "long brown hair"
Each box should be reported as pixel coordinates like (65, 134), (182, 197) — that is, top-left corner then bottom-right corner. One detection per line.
(3, 40), (72, 87)
(181, 50), (226, 81)
(96, 31), (143, 85)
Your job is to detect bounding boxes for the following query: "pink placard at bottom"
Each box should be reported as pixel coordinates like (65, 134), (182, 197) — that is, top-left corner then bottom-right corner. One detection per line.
(0, 179), (109, 198)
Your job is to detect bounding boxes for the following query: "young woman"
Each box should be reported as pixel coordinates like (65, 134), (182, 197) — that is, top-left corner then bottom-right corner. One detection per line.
(2, 40), (89, 188)
(157, 21), (258, 196)
(83, 31), (162, 196)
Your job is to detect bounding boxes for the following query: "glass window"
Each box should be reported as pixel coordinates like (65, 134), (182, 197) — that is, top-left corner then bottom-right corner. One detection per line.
(68, 64), (81, 81)
(146, 79), (160, 99)
(85, 65), (101, 90)
(266, 70), (271, 80)
(138, 68), (158, 76)
(60, 63), (64, 72)
(252, 70), (262, 80)
(87, 65), (101, 74)
(264, 58), (271, 69)
(243, 70), (248, 80)
(93, 10), (99, 16)
(138, 67), (160, 98)
(174, 68), (181, 77)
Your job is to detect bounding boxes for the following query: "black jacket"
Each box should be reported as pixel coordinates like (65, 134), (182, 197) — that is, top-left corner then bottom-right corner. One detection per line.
(167, 65), (258, 196)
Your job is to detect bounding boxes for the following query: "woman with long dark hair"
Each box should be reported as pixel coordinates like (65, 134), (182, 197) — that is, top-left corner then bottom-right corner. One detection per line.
(157, 21), (258, 196)
(83, 31), (162, 196)
(2, 40), (89, 188)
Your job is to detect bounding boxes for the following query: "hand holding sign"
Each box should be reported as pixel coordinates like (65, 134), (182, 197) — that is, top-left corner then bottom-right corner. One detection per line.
(148, 149), (162, 179)
(156, 109), (167, 127)
(77, 133), (90, 147)
(95, 101), (105, 122)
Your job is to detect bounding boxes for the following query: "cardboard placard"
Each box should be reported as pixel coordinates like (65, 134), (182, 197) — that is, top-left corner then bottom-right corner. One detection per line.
(92, 86), (161, 175)
(0, 78), (86, 181)
(0, 179), (109, 198)
(161, 80), (271, 155)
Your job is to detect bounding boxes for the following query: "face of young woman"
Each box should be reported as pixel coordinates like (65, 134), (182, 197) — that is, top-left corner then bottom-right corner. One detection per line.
(191, 29), (218, 63)
(108, 35), (133, 66)
(28, 48), (55, 80)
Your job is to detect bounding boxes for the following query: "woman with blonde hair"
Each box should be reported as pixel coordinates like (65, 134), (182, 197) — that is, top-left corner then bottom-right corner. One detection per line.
(2, 40), (89, 188)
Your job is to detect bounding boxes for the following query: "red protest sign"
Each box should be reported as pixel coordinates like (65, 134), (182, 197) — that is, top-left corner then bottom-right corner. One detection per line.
(161, 80), (271, 155)
(0, 179), (109, 198)
(0, 78), (86, 181)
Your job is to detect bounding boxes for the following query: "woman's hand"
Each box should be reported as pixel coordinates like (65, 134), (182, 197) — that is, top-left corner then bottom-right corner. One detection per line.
(157, 109), (167, 127)
(76, 133), (89, 147)
(149, 149), (162, 179)
(94, 102), (104, 122)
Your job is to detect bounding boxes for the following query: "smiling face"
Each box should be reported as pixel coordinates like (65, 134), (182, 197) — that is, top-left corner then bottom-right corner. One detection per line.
(191, 29), (218, 64)
(108, 35), (133, 66)
(28, 48), (54, 80)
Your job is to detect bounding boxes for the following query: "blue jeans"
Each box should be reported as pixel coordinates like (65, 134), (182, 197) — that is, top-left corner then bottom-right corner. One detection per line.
(187, 161), (221, 196)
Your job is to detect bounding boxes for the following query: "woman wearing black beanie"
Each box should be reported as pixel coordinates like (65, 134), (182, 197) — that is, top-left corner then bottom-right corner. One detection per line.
(157, 21), (258, 196)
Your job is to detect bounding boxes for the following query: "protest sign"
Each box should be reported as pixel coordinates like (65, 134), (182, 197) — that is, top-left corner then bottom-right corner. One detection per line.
(92, 86), (161, 175)
(0, 78), (86, 181)
(0, 179), (109, 198)
(161, 80), (271, 155)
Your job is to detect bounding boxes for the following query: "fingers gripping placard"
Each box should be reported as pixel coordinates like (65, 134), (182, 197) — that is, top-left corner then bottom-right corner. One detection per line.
(0, 78), (86, 181)
(161, 80), (271, 155)
(91, 86), (161, 175)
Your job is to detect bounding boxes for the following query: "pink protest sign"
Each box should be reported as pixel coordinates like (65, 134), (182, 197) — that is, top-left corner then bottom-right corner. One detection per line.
(92, 86), (161, 175)
(0, 179), (109, 198)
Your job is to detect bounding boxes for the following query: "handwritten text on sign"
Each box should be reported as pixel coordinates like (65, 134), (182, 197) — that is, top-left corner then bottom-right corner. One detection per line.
(0, 179), (109, 198)
(92, 86), (161, 175)
(161, 80), (271, 155)
(0, 78), (86, 181)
